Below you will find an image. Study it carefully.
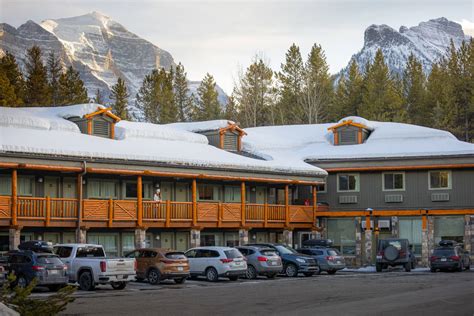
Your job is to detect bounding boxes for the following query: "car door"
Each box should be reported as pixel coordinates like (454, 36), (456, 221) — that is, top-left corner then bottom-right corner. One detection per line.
(125, 250), (145, 278)
(185, 249), (198, 274)
(54, 246), (74, 278)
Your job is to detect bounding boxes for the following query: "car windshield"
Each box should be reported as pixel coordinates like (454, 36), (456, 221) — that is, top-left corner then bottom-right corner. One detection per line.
(275, 245), (297, 255)
(76, 246), (106, 258)
(327, 249), (340, 256)
(37, 255), (63, 265)
(381, 240), (402, 250)
(224, 249), (242, 259)
(433, 248), (455, 256)
(165, 252), (186, 260)
(260, 249), (278, 256)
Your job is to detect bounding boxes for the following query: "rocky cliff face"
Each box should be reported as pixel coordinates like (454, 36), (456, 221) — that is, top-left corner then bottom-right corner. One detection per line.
(0, 12), (227, 119)
(342, 17), (471, 76)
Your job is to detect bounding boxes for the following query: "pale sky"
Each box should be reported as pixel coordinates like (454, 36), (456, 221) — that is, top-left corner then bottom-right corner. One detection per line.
(1, 0), (473, 93)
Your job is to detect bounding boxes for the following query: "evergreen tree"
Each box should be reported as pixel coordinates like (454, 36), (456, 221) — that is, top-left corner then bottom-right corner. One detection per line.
(94, 89), (105, 104)
(0, 71), (18, 106)
(110, 77), (130, 120)
(334, 59), (363, 119)
(234, 57), (274, 127)
(359, 49), (404, 121)
(300, 43), (334, 123)
(173, 62), (191, 121)
(194, 73), (221, 121)
(25, 46), (51, 106)
(402, 53), (428, 126)
(57, 66), (88, 105)
(0, 52), (25, 106)
(47, 51), (63, 106)
(277, 44), (304, 124)
(224, 93), (239, 122)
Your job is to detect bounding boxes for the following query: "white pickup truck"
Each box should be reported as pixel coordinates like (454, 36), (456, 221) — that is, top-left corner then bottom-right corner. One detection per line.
(53, 243), (136, 291)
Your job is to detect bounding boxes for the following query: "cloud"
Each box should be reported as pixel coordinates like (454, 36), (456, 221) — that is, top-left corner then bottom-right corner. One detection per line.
(459, 19), (474, 37)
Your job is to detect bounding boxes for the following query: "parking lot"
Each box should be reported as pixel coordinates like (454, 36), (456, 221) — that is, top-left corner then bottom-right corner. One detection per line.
(30, 268), (474, 316)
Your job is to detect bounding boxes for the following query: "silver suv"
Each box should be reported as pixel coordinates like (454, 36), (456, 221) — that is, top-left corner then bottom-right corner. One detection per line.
(235, 246), (282, 279)
(185, 247), (247, 282)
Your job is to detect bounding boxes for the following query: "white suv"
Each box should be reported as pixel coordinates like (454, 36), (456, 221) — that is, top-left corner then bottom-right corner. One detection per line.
(184, 247), (247, 282)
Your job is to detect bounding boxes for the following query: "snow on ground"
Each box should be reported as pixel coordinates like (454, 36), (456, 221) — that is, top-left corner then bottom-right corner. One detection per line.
(342, 266), (430, 273)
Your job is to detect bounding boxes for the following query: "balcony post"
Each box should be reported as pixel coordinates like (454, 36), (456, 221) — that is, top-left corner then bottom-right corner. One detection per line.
(218, 202), (222, 228)
(108, 198), (113, 228)
(284, 185), (289, 227)
(241, 182), (246, 227)
(11, 169), (17, 227)
(45, 196), (51, 227)
(312, 185), (317, 228)
(264, 203), (268, 228)
(137, 175), (143, 227)
(165, 200), (171, 228)
(77, 174), (83, 227)
(192, 179), (197, 226)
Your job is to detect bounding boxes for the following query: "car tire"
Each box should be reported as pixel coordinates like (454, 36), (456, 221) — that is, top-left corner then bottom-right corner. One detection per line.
(430, 267), (436, 273)
(266, 273), (277, 279)
(284, 264), (298, 277)
(327, 270), (337, 275)
(228, 276), (239, 281)
(148, 269), (161, 285)
(111, 282), (127, 290)
(404, 262), (411, 272)
(376, 263), (382, 272)
(205, 267), (219, 282)
(246, 265), (257, 279)
(174, 277), (186, 284)
(78, 271), (95, 291)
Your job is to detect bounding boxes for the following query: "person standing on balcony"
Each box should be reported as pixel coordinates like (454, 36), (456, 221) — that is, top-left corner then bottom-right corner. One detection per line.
(153, 188), (161, 218)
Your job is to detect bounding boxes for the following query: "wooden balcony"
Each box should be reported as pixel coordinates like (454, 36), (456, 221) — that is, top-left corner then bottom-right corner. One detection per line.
(0, 196), (318, 229)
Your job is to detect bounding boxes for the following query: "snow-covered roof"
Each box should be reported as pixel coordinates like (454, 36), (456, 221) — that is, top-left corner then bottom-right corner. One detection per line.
(0, 104), (326, 177)
(166, 120), (235, 133)
(243, 118), (474, 161)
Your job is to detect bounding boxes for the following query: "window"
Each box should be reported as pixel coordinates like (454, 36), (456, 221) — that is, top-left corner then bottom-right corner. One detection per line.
(18, 176), (34, 196)
(399, 218), (422, 255)
(224, 186), (241, 203)
(337, 174), (359, 192)
(434, 216), (464, 244)
(88, 180), (117, 199)
(0, 176), (11, 195)
(429, 171), (451, 190)
(383, 173), (405, 191)
(76, 246), (106, 258)
(185, 249), (197, 258)
(124, 182), (152, 199)
(54, 246), (73, 258)
(198, 184), (220, 201)
(327, 218), (356, 255)
(121, 233), (135, 254)
(316, 183), (326, 193)
(339, 130), (357, 145)
(87, 234), (117, 257)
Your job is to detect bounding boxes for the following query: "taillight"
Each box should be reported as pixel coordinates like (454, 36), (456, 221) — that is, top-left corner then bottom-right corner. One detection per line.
(100, 261), (107, 272)
(377, 251), (384, 256)
(450, 256), (460, 261)
(220, 258), (233, 263)
(430, 256), (439, 261)
(257, 256), (268, 262)
(326, 256), (335, 261)
(399, 251), (406, 257)
(32, 265), (44, 271)
(63, 265), (68, 270)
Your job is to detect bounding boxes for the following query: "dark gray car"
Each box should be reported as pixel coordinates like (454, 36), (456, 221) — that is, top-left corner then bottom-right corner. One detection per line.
(298, 247), (346, 274)
(236, 246), (282, 279)
(376, 238), (416, 272)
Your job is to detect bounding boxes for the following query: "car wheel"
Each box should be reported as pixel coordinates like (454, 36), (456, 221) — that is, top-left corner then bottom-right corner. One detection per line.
(246, 265), (257, 279)
(285, 264), (298, 277)
(78, 271), (95, 291)
(430, 267), (436, 273)
(148, 269), (161, 285)
(266, 273), (277, 279)
(404, 262), (411, 272)
(205, 267), (219, 282)
(174, 277), (186, 284)
(16, 275), (28, 288)
(327, 270), (337, 275)
(228, 276), (239, 281)
(376, 263), (382, 272)
(111, 282), (127, 290)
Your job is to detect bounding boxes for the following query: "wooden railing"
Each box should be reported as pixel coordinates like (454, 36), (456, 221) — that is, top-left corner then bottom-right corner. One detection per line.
(51, 198), (78, 219)
(246, 204), (265, 221)
(267, 204), (286, 222)
(18, 197), (45, 218)
(288, 205), (313, 223)
(143, 201), (166, 220)
(0, 196), (11, 219)
(170, 202), (192, 220)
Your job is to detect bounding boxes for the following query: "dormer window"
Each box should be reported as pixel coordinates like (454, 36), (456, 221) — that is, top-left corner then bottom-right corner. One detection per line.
(328, 119), (371, 146)
(68, 107), (121, 139)
(198, 122), (247, 152)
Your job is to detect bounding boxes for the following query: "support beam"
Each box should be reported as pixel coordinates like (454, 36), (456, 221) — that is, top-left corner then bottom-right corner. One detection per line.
(11, 169), (17, 227)
(134, 228), (146, 249)
(238, 228), (249, 246)
(108, 198), (113, 228)
(192, 179), (197, 226)
(77, 174), (83, 227)
(283, 229), (293, 247)
(137, 175), (143, 227)
(9, 227), (20, 251)
(190, 229), (201, 248)
(284, 185), (289, 227)
(87, 119), (92, 135)
(355, 217), (363, 267)
(76, 227), (87, 244)
(312, 185), (317, 228)
(45, 196), (51, 227)
(421, 214), (429, 267)
(364, 229), (372, 266)
(241, 182), (246, 227)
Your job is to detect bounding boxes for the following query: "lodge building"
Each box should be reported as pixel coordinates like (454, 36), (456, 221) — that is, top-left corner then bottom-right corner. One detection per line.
(0, 105), (473, 266)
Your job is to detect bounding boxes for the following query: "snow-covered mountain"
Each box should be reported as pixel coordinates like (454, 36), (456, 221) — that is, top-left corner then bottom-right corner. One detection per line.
(341, 17), (471, 76)
(0, 12), (228, 119)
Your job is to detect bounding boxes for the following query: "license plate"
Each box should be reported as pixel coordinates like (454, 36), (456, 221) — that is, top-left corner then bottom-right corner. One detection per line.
(48, 269), (59, 275)
(235, 261), (241, 265)
(118, 275), (123, 279)
(376, 255), (382, 259)
(270, 261), (277, 266)
(177, 267), (183, 271)
(337, 261), (341, 264)
(441, 258), (447, 262)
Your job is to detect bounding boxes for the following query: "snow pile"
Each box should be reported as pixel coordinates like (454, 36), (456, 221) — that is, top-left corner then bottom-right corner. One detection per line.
(166, 120), (233, 133)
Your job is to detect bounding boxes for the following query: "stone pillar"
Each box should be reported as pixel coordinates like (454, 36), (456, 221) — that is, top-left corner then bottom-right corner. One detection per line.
(319, 218), (328, 239)
(364, 229), (372, 265)
(391, 216), (399, 238)
(9, 227), (20, 251)
(134, 228), (146, 249)
(312, 218), (322, 239)
(238, 229), (249, 246)
(283, 229), (293, 247)
(355, 217), (363, 267)
(75, 227), (87, 244)
(421, 215), (429, 267)
(190, 229), (201, 248)
(427, 216), (435, 258)
(464, 215), (473, 255)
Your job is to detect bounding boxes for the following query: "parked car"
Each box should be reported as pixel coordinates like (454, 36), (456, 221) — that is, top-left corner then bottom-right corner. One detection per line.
(6, 250), (68, 291)
(246, 243), (319, 277)
(430, 240), (471, 272)
(184, 247), (247, 282)
(235, 246), (282, 279)
(53, 243), (136, 291)
(298, 247), (346, 274)
(376, 238), (416, 272)
(125, 248), (189, 284)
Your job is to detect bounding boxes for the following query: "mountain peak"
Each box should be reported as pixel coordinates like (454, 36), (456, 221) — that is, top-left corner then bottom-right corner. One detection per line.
(364, 24), (408, 46)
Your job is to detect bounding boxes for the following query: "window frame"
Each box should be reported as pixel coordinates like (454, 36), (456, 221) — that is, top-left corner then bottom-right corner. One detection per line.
(428, 170), (452, 190)
(382, 172), (406, 192)
(316, 183), (327, 193)
(336, 173), (360, 193)
(18, 176), (34, 197)
(87, 180), (118, 199)
(123, 181), (153, 200)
